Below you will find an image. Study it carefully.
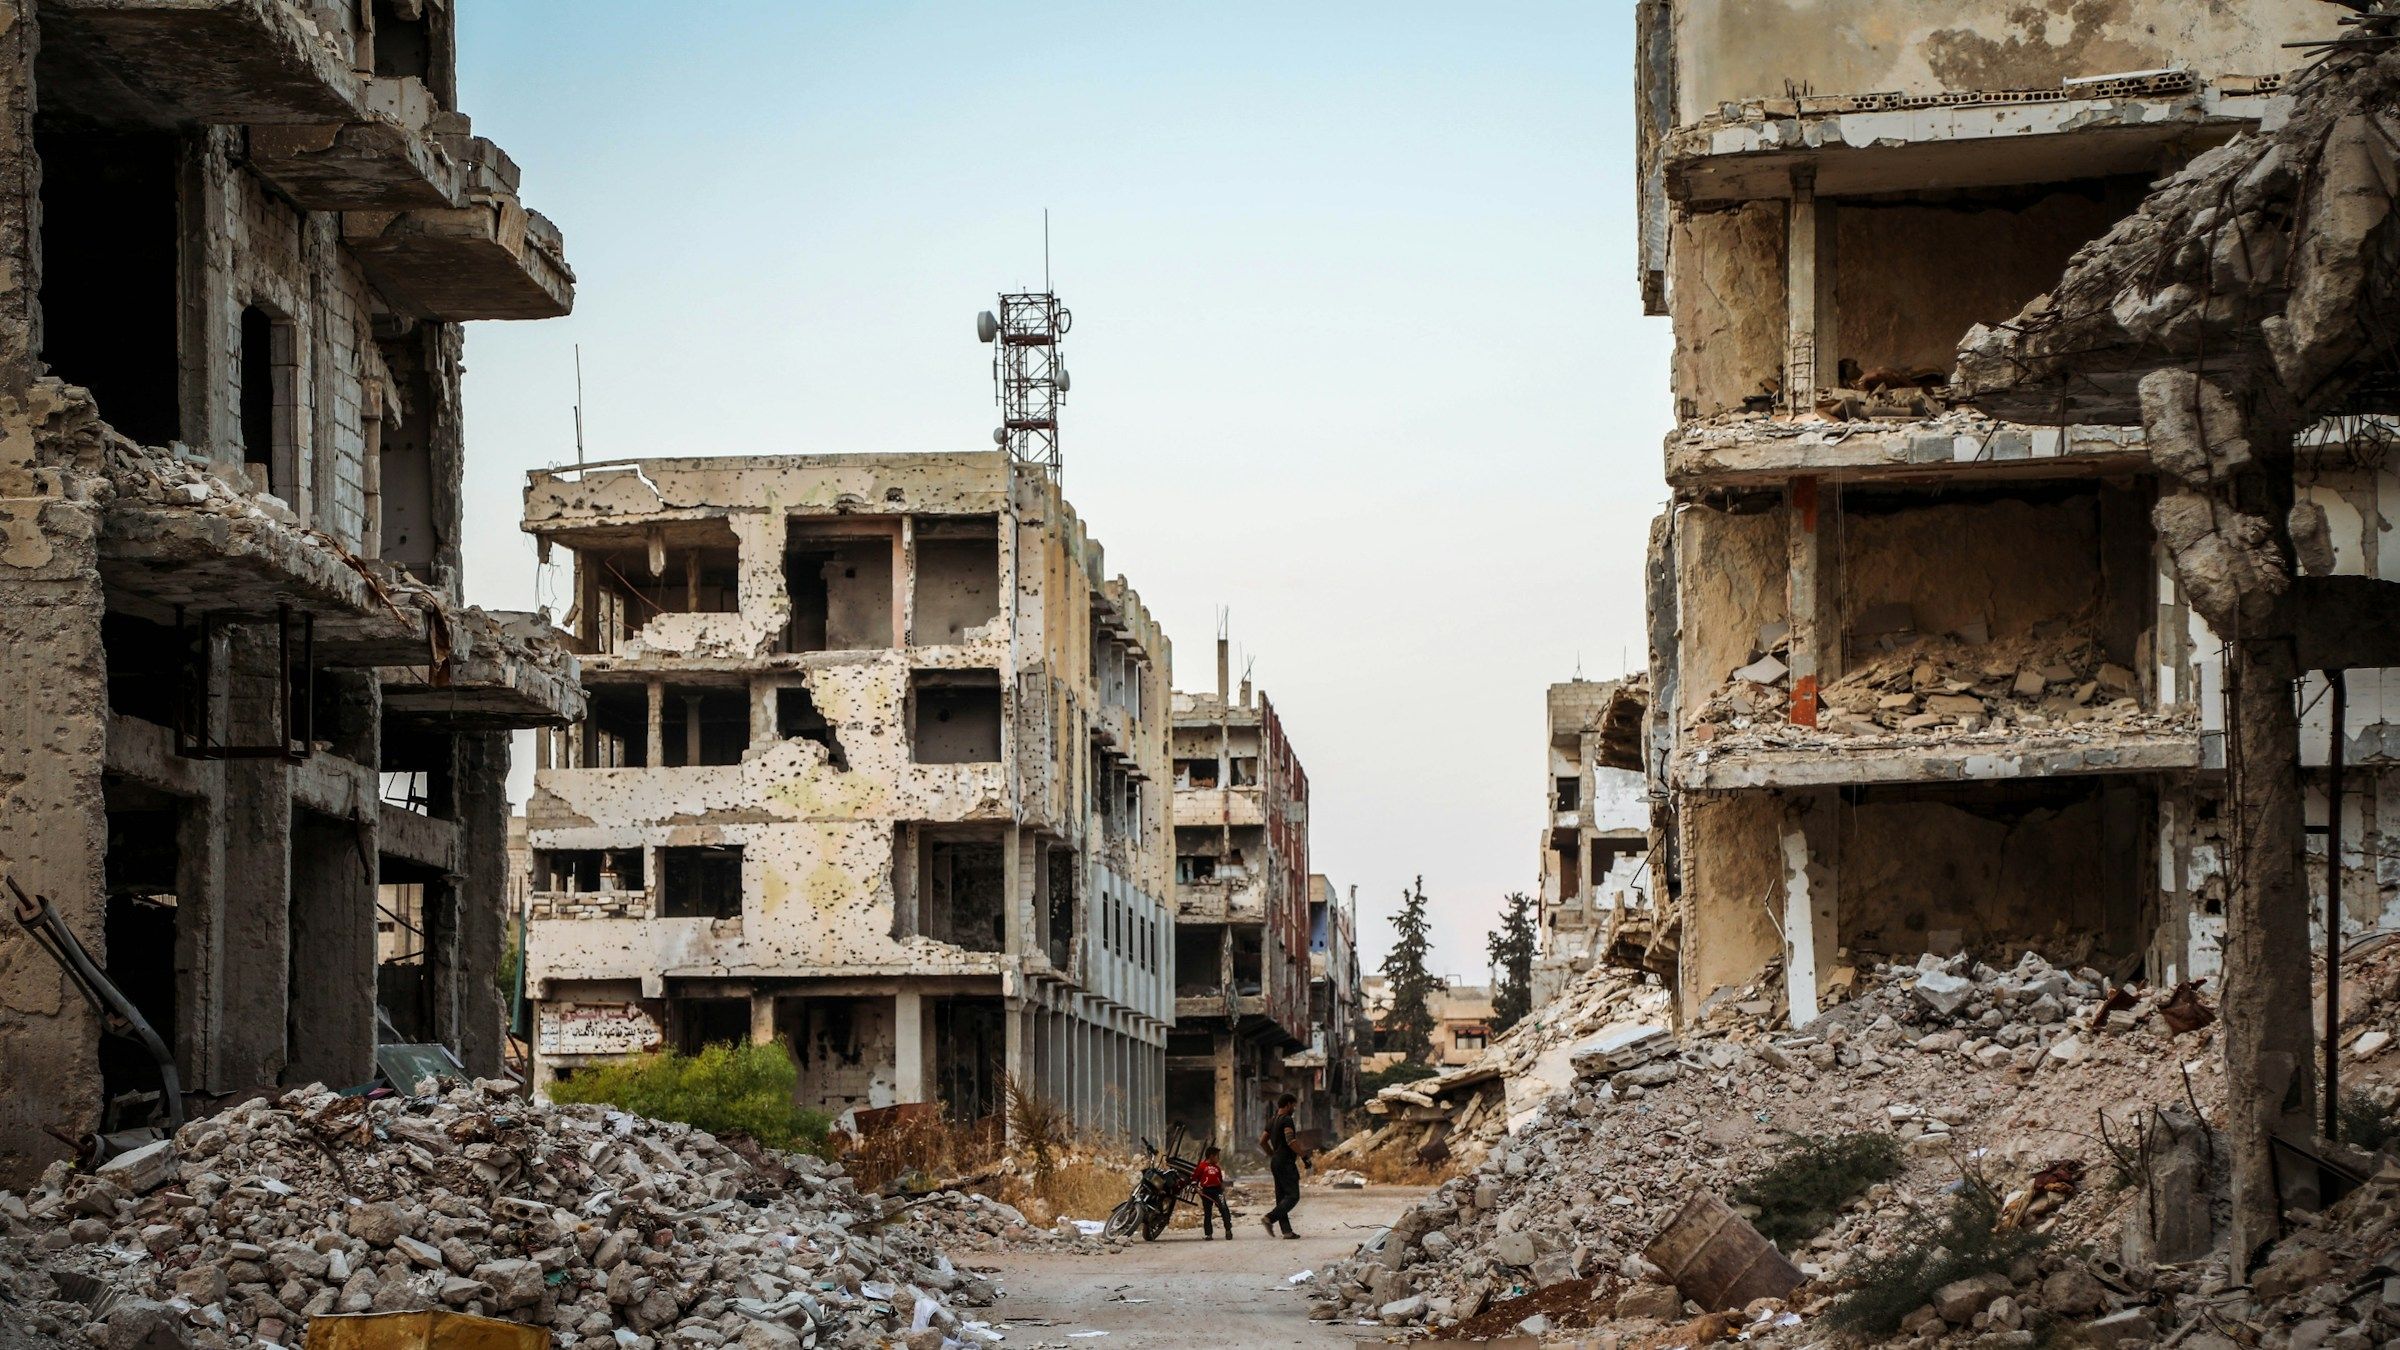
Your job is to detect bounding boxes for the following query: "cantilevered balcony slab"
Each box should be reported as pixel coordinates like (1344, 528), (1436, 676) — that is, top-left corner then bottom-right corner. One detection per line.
(1667, 414), (2148, 490)
(1670, 726), (2201, 792)
(382, 608), (586, 729)
(345, 143), (573, 320)
(1173, 786), (1265, 828)
(248, 80), (463, 212)
(43, 0), (363, 125)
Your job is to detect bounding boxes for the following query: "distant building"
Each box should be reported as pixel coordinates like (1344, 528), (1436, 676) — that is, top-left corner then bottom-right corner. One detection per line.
(1537, 678), (1654, 1006)
(1300, 875), (1364, 1133)
(1359, 975), (1494, 1070)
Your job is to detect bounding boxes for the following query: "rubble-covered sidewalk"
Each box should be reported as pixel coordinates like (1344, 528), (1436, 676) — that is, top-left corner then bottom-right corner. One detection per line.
(0, 1080), (1074, 1350)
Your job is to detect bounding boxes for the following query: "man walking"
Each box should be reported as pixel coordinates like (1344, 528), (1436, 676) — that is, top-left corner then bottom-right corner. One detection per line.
(1259, 1093), (1310, 1238)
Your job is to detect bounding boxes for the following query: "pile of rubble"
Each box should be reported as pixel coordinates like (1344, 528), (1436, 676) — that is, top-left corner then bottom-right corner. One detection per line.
(1321, 963), (1674, 1175)
(1313, 947), (2379, 1341)
(0, 1079), (1025, 1350)
(1694, 626), (2196, 749)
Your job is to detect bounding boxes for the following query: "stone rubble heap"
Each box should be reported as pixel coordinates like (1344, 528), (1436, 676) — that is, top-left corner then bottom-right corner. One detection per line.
(1694, 627), (2195, 748)
(0, 1078), (1029, 1350)
(1312, 949), (2287, 1343)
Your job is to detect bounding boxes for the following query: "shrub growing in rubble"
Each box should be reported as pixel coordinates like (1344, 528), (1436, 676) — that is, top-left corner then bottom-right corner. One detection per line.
(1825, 1186), (2046, 1339)
(1734, 1131), (1903, 1247)
(549, 1040), (832, 1155)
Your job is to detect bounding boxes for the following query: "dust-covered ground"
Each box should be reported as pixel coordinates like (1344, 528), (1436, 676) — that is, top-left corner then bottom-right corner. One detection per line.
(970, 1183), (1431, 1349)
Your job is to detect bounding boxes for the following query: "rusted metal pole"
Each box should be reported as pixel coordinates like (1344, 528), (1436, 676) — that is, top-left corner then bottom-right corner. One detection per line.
(2325, 669), (2344, 1138)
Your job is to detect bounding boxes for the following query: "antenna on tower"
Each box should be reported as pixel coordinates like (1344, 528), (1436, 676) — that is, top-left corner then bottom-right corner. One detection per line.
(572, 344), (586, 469)
(974, 264), (1071, 480)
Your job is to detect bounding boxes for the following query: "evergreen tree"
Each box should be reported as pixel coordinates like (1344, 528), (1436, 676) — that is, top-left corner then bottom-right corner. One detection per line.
(1487, 890), (1537, 1033)
(1381, 876), (1441, 1064)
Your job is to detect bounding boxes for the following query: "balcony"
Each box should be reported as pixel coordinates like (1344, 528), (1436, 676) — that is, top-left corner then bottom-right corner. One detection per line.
(527, 889), (650, 923)
(1671, 722), (2200, 792)
(345, 141), (573, 321)
(1668, 413), (2147, 490)
(43, 0), (362, 126)
(249, 79), (464, 211)
(382, 607), (585, 729)
(1174, 787), (1264, 829)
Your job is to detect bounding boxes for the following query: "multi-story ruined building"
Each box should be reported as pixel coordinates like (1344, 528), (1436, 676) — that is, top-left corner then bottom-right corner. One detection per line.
(1633, 3), (2365, 1026)
(1302, 873), (1363, 1135)
(518, 453), (1174, 1138)
(1535, 679), (1651, 1007)
(0, 0), (578, 1182)
(1165, 652), (1311, 1150)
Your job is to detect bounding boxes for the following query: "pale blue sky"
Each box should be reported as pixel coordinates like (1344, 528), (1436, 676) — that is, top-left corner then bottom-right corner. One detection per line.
(453, 2), (1674, 976)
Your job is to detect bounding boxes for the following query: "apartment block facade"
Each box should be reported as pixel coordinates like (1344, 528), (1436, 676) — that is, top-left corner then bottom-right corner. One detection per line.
(0, 0), (578, 1182)
(519, 453), (1174, 1139)
(1165, 652), (1312, 1151)
(1536, 678), (1652, 1007)
(1634, 1), (2399, 1027)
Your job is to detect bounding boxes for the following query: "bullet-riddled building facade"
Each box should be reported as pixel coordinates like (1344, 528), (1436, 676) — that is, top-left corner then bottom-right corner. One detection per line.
(1536, 678), (1652, 1007)
(1166, 655), (1312, 1151)
(520, 453), (1174, 1138)
(1633, 2), (2400, 1026)
(0, 0), (579, 1182)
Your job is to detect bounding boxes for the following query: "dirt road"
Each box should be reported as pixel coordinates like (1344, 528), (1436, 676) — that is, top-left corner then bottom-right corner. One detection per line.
(970, 1183), (1429, 1348)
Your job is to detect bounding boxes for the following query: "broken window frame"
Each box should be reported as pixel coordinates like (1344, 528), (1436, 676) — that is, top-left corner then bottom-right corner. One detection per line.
(659, 845), (743, 922)
(173, 606), (315, 763)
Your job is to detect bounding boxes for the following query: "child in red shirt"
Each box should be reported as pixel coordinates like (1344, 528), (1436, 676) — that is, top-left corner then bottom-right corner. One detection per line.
(1194, 1145), (1233, 1239)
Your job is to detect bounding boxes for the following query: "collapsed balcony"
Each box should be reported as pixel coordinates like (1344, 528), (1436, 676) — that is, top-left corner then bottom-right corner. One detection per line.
(1667, 479), (2198, 790)
(343, 141), (574, 321)
(38, 0), (365, 126)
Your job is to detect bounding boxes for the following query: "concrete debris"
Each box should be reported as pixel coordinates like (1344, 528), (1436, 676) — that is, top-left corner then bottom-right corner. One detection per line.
(0, 1079), (1027, 1349)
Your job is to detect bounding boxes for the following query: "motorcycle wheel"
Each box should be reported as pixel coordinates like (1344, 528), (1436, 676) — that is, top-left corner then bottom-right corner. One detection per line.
(1104, 1198), (1141, 1237)
(1139, 1199), (1172, 1242)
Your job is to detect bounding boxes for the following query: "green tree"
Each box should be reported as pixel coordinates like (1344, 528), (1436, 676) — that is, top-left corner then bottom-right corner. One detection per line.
(1486, 890), (1537, 1033)
(1381, 876), (1441, 1064)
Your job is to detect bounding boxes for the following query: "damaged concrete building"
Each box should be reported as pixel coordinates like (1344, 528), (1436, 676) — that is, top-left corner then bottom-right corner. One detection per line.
(1634, 1), (2352, 1027)
(0, 1), (579, 1183)
(1165, 651), (1313, 1148)
(518, 453), (1175, 1138)
(1303, 873), (1363, 1134)
(1535, 678), (1653, 1007)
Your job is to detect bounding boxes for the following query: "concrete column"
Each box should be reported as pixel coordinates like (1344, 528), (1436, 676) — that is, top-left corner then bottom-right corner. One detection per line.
(645, 678), (664, 767)
(1780, 791), (1840, 1027)
(1786, 476), (1841, 728)
(452, 731), (512, 1073)
(893, 989), (929, 1104)
(287, 804), (375, 1090)
(1784, 166), (1837, 412)
(1212, 1031), (1237, 1152)
(218, 708), (294, 1090)
(682, 694), (701, 767)
(748, 989), (776, 1046)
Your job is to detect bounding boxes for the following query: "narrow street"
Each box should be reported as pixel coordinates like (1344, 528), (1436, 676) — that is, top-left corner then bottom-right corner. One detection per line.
(973, 1185), (1432, 1349)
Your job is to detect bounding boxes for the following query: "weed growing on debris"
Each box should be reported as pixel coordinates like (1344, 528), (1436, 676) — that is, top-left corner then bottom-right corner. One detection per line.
(548, 1041), (833, 1154)
(2338, 1088), (2400, 1152)
(1824, 1186), (2046, 1339)
(1004, 1071), (1071, 1181)
(1734, 1131), (1903, 1247)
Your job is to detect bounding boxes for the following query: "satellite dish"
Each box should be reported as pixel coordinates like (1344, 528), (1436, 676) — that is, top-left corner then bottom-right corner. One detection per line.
(992, 426), (1007, 445)
(1056, 365), (1071, 393)
(976, 310), (999, 343)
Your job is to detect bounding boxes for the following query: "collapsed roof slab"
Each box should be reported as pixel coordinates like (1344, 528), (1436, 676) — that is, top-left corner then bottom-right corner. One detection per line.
(247, 80), (467, 212)
(381, 608), (586, 730)
(1671, 728), (2201, 791)
(1667, 417), (2147, 489)
(1665, 83), (2281, 206)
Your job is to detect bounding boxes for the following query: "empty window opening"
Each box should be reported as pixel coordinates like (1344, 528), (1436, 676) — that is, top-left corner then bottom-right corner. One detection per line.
(1454, 1027), (1489, 1053)
(1175, 925), (1224, 998)
(775, 684), (848, 770)
(379, 719), (454, 817)
(1174, 757), (1219, 789)
(773, 996), (890, 1113)
(911, 669), (1003, 764)
(1555, 776), (1581, 811)
(238, 305), (298, 498)
(912, 516), (1002, 644)
(784, 521), (896, 653)
(34, 128), (181, 447)
(376, 861), (452, 1044)
(376, 344), (441, 579)
(660, 845), (743, 921)
(581, 683), (648, 768)
(669, 997), (750, 1055)
(1044, 845), (1077, 969)
(370, 0), (435, 81)
(102, 613), (189, 728)
(662, 685), (750, 768)
(102, 788), (182, 1131)
(932, 996), (1004, 1122)
(1552, 828), (1582, 897)
(1231, 930), (1263, 996)
(917, 834), (1005, 952)
(577, 530), (741, 653)
(1165, 1068), (1215, 1149)
(289, 809), (367, 1083)
(534, 848), (645, 894)
(1177, 853), (1218, 883)
(1228, 756), (1260, 788)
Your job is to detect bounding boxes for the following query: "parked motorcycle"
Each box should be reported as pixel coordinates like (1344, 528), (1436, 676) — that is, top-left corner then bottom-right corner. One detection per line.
(1105, 1124), (1199, 1241)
